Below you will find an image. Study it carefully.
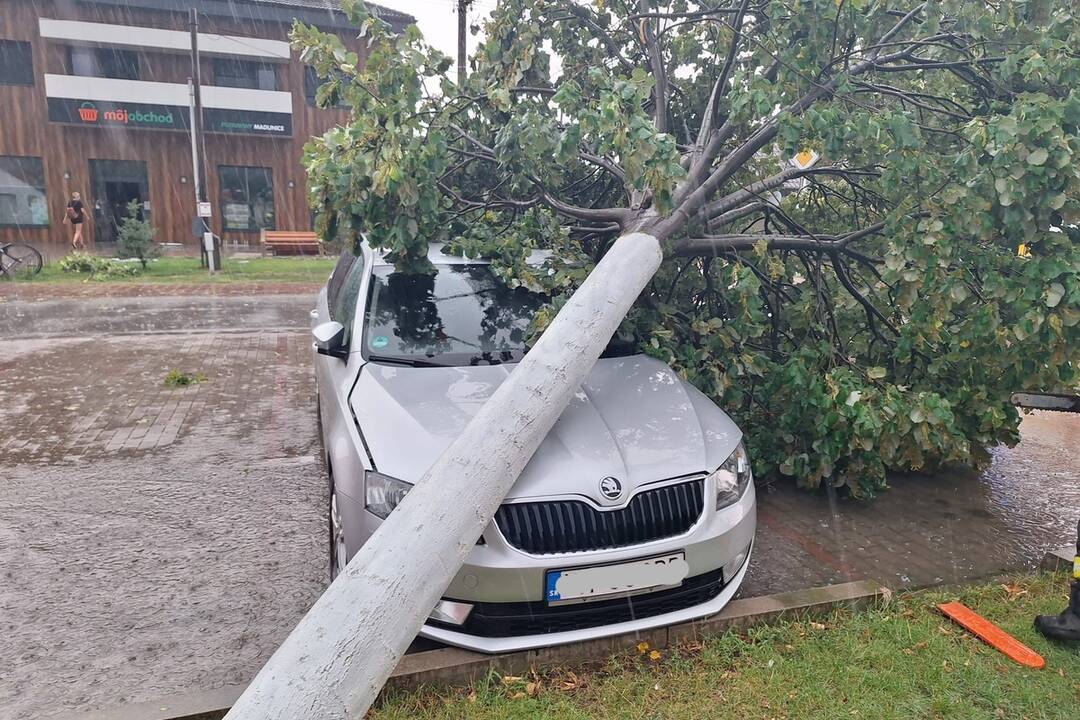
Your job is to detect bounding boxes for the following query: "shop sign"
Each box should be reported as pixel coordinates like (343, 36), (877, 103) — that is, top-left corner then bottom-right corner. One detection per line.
(47, 98), (292, 137)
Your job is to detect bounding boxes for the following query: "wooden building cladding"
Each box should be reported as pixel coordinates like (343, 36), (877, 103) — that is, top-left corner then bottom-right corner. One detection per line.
(0, 0), (408, 248)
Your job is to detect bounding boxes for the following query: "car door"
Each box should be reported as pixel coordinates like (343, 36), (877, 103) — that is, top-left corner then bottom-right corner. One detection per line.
(315, 249), (372, 503)
(314, 250), (357, 422)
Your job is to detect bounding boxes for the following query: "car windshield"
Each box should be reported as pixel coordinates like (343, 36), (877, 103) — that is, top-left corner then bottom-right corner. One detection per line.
(362, 263), (548, 366)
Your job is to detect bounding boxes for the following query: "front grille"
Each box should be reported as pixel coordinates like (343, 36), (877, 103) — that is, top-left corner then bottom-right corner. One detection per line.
(438, 568), (726, 637)
(494, 479), (705, 554)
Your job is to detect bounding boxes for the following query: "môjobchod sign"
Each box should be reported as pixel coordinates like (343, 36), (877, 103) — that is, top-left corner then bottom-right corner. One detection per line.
(47, 98), (292, 137)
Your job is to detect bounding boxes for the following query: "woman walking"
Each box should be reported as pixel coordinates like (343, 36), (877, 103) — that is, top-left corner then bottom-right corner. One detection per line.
(66, 191), (87, 250)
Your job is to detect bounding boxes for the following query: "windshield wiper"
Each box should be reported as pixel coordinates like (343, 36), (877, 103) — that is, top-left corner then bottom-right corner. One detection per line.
(366, 354), (448, 368)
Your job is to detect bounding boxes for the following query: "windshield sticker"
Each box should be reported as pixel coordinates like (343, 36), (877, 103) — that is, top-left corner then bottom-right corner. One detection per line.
(370, 335), (390, 349)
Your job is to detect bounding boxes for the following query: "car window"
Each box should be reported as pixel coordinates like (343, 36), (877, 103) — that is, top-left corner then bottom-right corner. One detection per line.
(326, 251), (356, 319)
(333, 259), (366, 347)
(362, 264), (547, 366)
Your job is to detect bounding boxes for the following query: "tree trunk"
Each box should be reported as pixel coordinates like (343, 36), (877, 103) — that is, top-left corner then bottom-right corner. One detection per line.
(223, 232), (664, 719)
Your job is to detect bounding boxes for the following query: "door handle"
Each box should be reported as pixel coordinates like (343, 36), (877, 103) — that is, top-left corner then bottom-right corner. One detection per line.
(309, 309), (319, 319)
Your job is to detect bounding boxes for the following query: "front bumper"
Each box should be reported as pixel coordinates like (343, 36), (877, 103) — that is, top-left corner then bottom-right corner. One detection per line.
(420, 481), (756, 653)
(420, 540), (752, 653)
(338, 476), (757, 654)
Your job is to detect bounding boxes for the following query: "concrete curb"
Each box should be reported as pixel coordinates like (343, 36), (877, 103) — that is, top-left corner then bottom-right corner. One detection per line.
(1041, 546), (1075, 572)
(57, 579), (884, 720)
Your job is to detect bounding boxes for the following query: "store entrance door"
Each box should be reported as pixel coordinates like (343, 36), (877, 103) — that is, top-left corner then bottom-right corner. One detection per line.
(89, 160), (149, 244)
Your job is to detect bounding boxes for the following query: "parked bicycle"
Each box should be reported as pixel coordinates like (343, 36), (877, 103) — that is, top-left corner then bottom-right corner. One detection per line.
(0, 242), (44, 279)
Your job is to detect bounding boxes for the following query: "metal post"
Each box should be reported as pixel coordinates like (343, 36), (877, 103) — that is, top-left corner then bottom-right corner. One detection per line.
(223, 233), (664, 719)
(456, 0), (470, 86)
(188, 80), (201, 204)
(189, 8), (219, 271)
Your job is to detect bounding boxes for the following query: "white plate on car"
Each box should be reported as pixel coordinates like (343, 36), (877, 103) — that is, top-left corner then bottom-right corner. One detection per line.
(545, 552), (689, 606)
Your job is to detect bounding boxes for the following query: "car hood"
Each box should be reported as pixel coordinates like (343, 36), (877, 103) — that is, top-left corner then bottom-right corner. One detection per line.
(352, 355), (740, 506)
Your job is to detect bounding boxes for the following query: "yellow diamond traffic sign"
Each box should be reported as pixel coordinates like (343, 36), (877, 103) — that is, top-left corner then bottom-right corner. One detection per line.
(791, 149), (820, 170)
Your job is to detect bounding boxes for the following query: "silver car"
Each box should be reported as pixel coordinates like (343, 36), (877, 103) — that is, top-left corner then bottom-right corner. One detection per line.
(310, 243), (756, 653)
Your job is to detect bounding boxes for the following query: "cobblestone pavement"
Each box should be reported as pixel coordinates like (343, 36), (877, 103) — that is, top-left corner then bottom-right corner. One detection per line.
(0, 280), (322, 302)
(1, 294), (1077, 719)
(742, 411), (1080, 596)
(0, 294), (315, 339)
(1, 296), (328, 719)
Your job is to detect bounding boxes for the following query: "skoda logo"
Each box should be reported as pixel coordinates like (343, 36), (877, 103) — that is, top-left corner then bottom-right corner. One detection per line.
(599, 476), (623, 500)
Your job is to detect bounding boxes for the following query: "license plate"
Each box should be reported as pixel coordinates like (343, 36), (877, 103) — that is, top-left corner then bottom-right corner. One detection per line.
(545, 552), (688, 606)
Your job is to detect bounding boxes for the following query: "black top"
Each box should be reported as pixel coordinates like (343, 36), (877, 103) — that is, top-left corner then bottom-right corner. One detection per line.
(67, 199), (84, 224)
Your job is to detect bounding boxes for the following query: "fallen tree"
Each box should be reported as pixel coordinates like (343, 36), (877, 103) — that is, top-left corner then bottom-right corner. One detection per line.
(225, 1), (1079, 717)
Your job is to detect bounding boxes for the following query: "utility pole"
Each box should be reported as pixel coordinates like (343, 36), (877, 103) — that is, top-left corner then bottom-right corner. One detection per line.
(189, 8), (219, 272)
(456, 0), (471, 86)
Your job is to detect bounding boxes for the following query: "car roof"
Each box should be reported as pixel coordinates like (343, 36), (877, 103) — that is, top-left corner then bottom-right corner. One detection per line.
(369, 242), (552, 267)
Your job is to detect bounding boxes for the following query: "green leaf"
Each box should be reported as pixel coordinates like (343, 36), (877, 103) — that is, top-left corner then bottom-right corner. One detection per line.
(1045, 282), (1065, 308)
(1026, 148), (1049, 166)
(867, 367), (886, 379)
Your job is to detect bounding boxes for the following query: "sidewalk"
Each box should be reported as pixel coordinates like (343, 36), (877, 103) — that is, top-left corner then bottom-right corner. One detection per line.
(744, 413), (1078, 597)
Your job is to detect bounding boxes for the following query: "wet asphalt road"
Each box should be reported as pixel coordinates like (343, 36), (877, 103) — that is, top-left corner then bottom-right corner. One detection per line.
(1, 291), (1077, 719)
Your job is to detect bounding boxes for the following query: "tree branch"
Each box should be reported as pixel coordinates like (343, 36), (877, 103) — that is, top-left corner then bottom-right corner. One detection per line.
(693, 0), (752, 157)
(672, 219), (892, 255)
(709, 201), (766, 228)
(639, 0), (670, 134)
(655, 3), (933, 240)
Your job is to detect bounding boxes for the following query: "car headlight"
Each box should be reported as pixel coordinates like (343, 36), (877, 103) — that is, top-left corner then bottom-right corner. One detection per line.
(365, 471), (413, 519)
(712, 441), (752, 510)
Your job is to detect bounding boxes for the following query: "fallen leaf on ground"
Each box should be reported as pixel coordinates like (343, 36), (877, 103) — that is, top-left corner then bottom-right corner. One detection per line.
(1001, 582), (1028, 600)
(559, 671), (583, 690)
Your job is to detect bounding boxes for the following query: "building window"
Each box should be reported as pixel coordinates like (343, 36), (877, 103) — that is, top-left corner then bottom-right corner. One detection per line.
(219, 166), (275, 232)
(0, 157), (49, 227)
(69, 46), (140, 80)
(0, 40), (34, 85)
(304, 66), (347, 108)
(214, 59), (277, 91)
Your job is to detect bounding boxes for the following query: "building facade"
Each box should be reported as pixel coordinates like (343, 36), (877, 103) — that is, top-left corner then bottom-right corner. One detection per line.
(0, 0), (411, 248)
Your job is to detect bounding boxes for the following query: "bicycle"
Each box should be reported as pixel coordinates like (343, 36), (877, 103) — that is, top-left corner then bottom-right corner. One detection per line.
(0, 242), (44, 280)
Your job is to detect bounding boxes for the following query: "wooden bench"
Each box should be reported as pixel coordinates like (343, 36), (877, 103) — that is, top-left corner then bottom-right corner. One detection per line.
(260, 230), (322, 256)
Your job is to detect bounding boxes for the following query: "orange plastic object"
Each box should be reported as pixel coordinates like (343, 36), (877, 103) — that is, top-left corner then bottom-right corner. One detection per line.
(938, 602), (1045, 669)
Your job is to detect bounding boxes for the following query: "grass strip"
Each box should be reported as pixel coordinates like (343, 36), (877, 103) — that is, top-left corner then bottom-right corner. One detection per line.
(374, 571), (1079, 720)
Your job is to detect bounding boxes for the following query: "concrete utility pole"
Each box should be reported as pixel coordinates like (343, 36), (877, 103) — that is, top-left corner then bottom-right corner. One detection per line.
(456, 0), (471, 85)
(223, 232), (663, 719)
(189, 8), (219, 272)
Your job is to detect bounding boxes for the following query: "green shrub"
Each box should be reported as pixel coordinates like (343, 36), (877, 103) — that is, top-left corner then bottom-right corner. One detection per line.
(58, 250), (142, 280)
(116, 200), (160, 269)
(92, 262), (141, 280)
(57, 251), (109, 274)
(164, 369), (206, 387)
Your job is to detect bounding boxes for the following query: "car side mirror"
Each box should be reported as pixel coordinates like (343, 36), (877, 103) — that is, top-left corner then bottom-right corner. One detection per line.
(313, 321), (348, 360)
